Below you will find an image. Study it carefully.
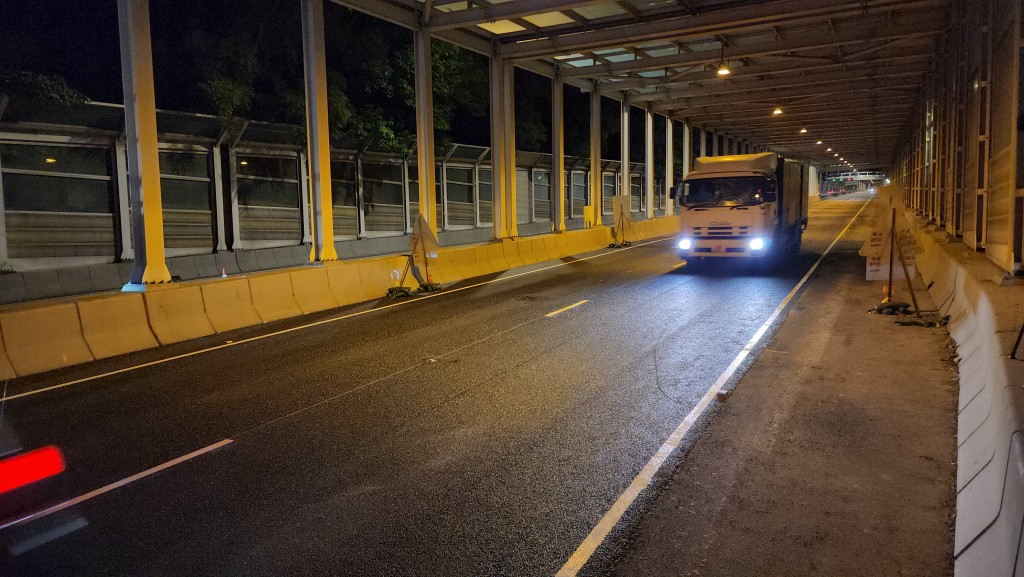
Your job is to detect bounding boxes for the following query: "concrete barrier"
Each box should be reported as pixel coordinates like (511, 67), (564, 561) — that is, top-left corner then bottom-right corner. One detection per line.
(909, 218), (1024, 577)
(356, 258), (398, 299)
(290, 267), (338, 314)
(78, 293), (159, 359)
(325, 261), (373, 306)
(0, 328), (16, 380)
(0, 302), (94, 376)
(249, 273), (303, 323)
(502, 240), (526, 269)
(481, 241), (509, 272)
(200, 278), (264, 332)
(518, 237), (539, 265)
(144, 285), (216, 345)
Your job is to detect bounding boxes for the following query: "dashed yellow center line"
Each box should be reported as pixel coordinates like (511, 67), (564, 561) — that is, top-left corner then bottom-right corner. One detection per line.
(545, 300), (589, 318)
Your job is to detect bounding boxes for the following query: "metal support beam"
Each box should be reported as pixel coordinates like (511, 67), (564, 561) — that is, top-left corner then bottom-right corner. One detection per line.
(117, 0), (170, 285)
(590, 90), (602, 225)
(552, 75), (566, 231)
(645, 108), (654, 218)
(620, 100), (630, 205)
(665, 117), (674, 217)
(490, 56), (518, 238)
(301, 0), (337, 261)
(414, 29), (438, 235)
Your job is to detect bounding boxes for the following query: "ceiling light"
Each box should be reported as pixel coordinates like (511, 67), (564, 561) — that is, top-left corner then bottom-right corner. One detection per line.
(816, 141), (822, 145)
(800, 128), (807, 134)
(45, 157), (57, 164)
(834, 153), (839, 157)
(240, 161), (249, 166)
(826, 148), (832, 152)
(717, 62), (730, 76)
(773, 106), (783, 116)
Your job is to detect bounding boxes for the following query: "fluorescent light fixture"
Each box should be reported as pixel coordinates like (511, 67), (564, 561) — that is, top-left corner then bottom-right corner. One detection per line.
(816, 141), (822, 145)
(772, 106), (783, 115)
(800, 128), (807, 134)
(717, 62), (731, 76)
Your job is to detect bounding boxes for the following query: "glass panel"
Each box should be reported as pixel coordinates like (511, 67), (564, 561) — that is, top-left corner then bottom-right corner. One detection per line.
(159, 152), (209, 179)
(447, 182), (473, 203)
(362, 161), (403, 183)
(364, 180), (403, 206)
(331, 161), (358, 206)
(0, 144), (110, 176)
(237, 155), (298, 180)
(478, 167), (492, 201)
(161, 178), (210, 210)
(237, 178), (298, 208)
(2, 172), (112, 213)
(446, 167), (473, 185)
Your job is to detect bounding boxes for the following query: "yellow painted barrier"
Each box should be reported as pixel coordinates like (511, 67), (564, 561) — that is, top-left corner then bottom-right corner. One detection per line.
(518, 237), (539, 265)
(554, 233), (571, 258)
(0, 303), (94, 376)
(326, 261), (373, 306)
(502, 240), (526, 269)
(482, 243), (509, 273)
(78, 293), (159, 359)
(200, 278), (264, 332)
(431, 250), (459, 285)
(0, 329), (16, 380)
(541, 236), (559, 262)
(356, 258), (398, 298)
(249, 273), (303, 323)
(290, 268), (339, 314)
(452, 246), (482, 280)
(144, 286), (216, 345)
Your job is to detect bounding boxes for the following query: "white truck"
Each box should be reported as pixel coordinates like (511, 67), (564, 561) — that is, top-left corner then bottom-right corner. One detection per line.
(672, 152), (808, 262)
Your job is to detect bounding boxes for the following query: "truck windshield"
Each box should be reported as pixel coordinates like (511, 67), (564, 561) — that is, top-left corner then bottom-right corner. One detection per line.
(683, 176), (776, 207)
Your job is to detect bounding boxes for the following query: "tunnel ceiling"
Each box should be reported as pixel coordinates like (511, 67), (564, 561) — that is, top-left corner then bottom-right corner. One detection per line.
(337, 0), (950, 171)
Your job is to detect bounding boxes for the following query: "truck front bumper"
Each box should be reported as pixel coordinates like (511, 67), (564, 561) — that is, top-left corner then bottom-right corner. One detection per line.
(676, 236), (771, 259)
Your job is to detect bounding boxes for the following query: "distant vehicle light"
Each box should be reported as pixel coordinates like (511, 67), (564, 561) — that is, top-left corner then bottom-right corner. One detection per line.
(678, 238), (692, 250)
(0, 446), (66, 495)
(749, 238), (765, 251)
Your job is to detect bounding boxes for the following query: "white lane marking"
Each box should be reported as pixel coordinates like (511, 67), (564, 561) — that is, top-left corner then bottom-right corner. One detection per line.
(0, 439), (233, 531)
(555, 200), (872, 577)
(545, 300), (589, 318)
(3, 239), (668, 403)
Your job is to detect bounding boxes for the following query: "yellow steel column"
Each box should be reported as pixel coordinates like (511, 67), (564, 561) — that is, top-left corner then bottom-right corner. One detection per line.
(117, 0), (170, 285)
(301, 0), (337, 261)
(620, 99), (630, 202)
(503, 58), (518, 237)
(414, 30), (438, 235)
(644, 107), (654, 218)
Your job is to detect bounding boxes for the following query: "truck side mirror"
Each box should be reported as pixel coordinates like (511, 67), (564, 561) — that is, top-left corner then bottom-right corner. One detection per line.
(764, 192), (777, 203)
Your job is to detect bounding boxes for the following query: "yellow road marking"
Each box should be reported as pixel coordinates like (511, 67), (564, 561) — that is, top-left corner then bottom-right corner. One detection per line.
(555, 199), (872, 577)
(672, 261), (687, 269)
(545, 300), (589, 318)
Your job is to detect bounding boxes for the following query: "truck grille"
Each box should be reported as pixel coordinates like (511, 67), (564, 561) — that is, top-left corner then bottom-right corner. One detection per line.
(689, 226), (751, 237)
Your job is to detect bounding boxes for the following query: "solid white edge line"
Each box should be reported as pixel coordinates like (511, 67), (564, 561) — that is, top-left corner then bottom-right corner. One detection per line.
(0, 439), (234, 531)
(545, 300), (590, 318)
(555, 200), (872, 577)
(3, 240), (666, 403)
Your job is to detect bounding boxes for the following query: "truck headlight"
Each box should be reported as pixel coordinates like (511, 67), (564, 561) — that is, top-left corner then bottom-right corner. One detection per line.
(678, 238), (692, 250)
(749, 238), (765, 250)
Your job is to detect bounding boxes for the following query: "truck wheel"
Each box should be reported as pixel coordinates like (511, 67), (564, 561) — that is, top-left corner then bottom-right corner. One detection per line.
(787, 235), (801, 255)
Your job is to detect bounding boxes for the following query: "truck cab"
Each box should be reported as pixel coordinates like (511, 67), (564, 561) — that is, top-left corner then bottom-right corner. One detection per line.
(673, 152), (808, 262)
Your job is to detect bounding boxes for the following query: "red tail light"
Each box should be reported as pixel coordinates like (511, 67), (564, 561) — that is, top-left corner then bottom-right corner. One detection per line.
(0, 446), (66, 494)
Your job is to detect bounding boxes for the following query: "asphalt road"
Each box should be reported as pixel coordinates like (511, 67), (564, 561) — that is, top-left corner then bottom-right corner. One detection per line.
(1, 195), (868, 577)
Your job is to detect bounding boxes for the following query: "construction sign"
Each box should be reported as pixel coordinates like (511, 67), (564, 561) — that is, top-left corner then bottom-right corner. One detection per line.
(860, 185), (920, 281)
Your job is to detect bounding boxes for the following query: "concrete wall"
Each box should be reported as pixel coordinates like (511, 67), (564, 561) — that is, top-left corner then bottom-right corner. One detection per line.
(910, 214), (1024, 577)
